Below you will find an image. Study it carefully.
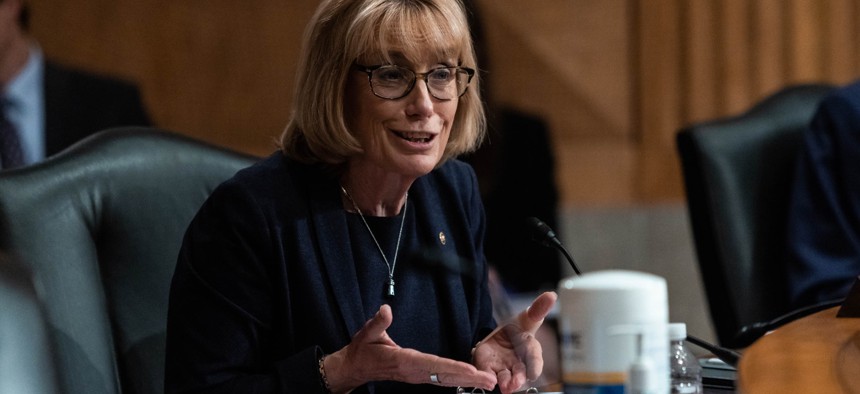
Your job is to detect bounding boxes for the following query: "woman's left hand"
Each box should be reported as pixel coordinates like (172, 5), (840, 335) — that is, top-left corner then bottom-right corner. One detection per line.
(472, 291), (558, 394)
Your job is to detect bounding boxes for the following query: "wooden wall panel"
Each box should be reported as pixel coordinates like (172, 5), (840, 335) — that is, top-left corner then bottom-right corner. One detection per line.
(477, 0), (636, 204)
(750, 0), (787, 98)
(823, 0), (857, 80)
(635, 0), (860, 202)
(24, 0), (860, 206)
(718, 0), (753, 115)
(682, 1), (718, 123)
(788, 0), (824, 80)
(28, 0), (318, 156)
(635, 0), (684, 201)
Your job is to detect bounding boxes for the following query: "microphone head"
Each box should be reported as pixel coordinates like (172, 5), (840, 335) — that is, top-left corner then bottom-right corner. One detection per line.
(526, 216), (558, 247)
(527, 216), (582, 275)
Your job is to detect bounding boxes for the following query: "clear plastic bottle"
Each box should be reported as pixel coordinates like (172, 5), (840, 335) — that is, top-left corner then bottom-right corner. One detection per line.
(668, 323), (703, 394)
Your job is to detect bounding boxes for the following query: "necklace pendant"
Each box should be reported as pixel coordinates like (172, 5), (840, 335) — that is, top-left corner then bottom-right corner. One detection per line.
(386, 278), (395, 298)
(341, 185), (406, 301)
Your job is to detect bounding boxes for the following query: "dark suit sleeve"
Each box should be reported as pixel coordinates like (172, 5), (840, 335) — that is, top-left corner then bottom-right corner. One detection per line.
(786, 83), (860, 308)
(164, 180), (327, 394)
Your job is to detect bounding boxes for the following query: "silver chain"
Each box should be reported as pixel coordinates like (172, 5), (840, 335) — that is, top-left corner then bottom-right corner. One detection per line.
(340, 185), (407, 297)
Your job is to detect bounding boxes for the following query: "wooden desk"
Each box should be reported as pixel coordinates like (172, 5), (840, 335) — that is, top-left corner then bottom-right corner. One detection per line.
(738, 306), (860, 393)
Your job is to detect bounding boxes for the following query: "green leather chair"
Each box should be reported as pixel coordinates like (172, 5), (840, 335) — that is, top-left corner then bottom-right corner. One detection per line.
(0, 254), (60, 394)
(0, 128), (256, 394)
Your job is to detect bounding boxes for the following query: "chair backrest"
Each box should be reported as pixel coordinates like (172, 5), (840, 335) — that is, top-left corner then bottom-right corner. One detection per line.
(0, 128), (257, 394)
(676, 84), (835, 348)
(0, 255), (60, 394)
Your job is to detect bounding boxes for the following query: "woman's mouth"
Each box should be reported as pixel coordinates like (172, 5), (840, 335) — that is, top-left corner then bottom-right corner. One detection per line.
(393, 131), (436, 143)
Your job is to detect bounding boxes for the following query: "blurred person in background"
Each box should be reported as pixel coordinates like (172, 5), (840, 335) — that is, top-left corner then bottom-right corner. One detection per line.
(786, 79), (860, 309)
(0, 0), (150, 170)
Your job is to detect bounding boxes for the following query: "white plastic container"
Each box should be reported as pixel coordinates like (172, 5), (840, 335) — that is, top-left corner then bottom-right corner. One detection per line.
(558, 270), (669, 394)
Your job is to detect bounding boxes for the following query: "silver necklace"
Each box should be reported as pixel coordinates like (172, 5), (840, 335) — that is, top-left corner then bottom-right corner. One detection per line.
(340, 185), (407, 298)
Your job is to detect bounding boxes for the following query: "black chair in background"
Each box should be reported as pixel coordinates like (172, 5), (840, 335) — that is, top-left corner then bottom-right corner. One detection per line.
(0, 128), (256, 394)
(676, 84), (835, 348)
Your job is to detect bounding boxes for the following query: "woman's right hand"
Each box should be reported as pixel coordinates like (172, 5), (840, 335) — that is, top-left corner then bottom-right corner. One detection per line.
(321, 305), (497, 393)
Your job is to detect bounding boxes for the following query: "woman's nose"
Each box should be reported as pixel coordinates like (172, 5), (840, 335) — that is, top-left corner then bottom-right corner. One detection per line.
(405, 79), (435, 117)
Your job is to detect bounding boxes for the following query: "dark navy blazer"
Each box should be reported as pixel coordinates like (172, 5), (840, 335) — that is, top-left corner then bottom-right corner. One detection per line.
(787, 80), (860, 308)
(165, 153), (496, 393)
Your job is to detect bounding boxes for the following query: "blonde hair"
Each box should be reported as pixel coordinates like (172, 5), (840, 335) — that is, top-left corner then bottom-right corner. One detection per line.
(280, 0), (485, 166)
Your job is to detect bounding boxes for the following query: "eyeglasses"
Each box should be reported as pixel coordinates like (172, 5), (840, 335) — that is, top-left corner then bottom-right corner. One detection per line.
(354, 64), (475, 100)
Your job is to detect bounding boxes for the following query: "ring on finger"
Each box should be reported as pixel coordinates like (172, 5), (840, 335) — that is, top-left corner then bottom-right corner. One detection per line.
(430, 373), (440, 384)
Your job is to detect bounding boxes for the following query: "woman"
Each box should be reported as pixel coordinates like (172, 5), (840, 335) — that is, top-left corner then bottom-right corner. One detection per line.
(164, 0), (556, 393)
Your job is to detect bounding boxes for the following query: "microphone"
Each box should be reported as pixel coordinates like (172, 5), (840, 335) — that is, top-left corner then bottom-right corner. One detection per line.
(526, 217), (582, 275)
(731, 298), (844, 348)
(685, 335), (741, 368)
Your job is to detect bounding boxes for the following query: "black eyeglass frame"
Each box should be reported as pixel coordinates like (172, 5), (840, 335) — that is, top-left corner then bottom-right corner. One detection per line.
(353, 63), (476, 100)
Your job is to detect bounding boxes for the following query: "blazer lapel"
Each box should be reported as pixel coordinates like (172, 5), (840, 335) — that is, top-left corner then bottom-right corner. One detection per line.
(412, 178), (476, 350)
(307, 176), (367, 338)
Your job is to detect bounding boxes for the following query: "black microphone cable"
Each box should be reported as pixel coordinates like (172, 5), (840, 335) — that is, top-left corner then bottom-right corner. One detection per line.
(731, 298), (845, 348)
(685, 335), (741, 367)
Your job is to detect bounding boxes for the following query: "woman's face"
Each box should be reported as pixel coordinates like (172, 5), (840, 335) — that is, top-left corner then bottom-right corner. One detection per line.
(344, 51), (459, 180)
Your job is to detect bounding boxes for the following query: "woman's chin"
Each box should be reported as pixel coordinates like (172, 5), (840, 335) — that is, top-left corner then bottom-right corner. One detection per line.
(411, 157), (445, 175)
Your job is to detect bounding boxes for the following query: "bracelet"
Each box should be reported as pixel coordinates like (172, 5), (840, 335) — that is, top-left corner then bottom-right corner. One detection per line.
(318, 354), (332, 393)
(470, 340), (482, 359)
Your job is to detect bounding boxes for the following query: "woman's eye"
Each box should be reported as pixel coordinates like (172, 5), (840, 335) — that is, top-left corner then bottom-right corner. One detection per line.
(429, 69), (453, 82)
(376, 68), (407, 82)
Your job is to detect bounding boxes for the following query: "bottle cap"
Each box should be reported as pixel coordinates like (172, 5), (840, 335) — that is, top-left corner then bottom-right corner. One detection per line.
(668, 322), (687, 340)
